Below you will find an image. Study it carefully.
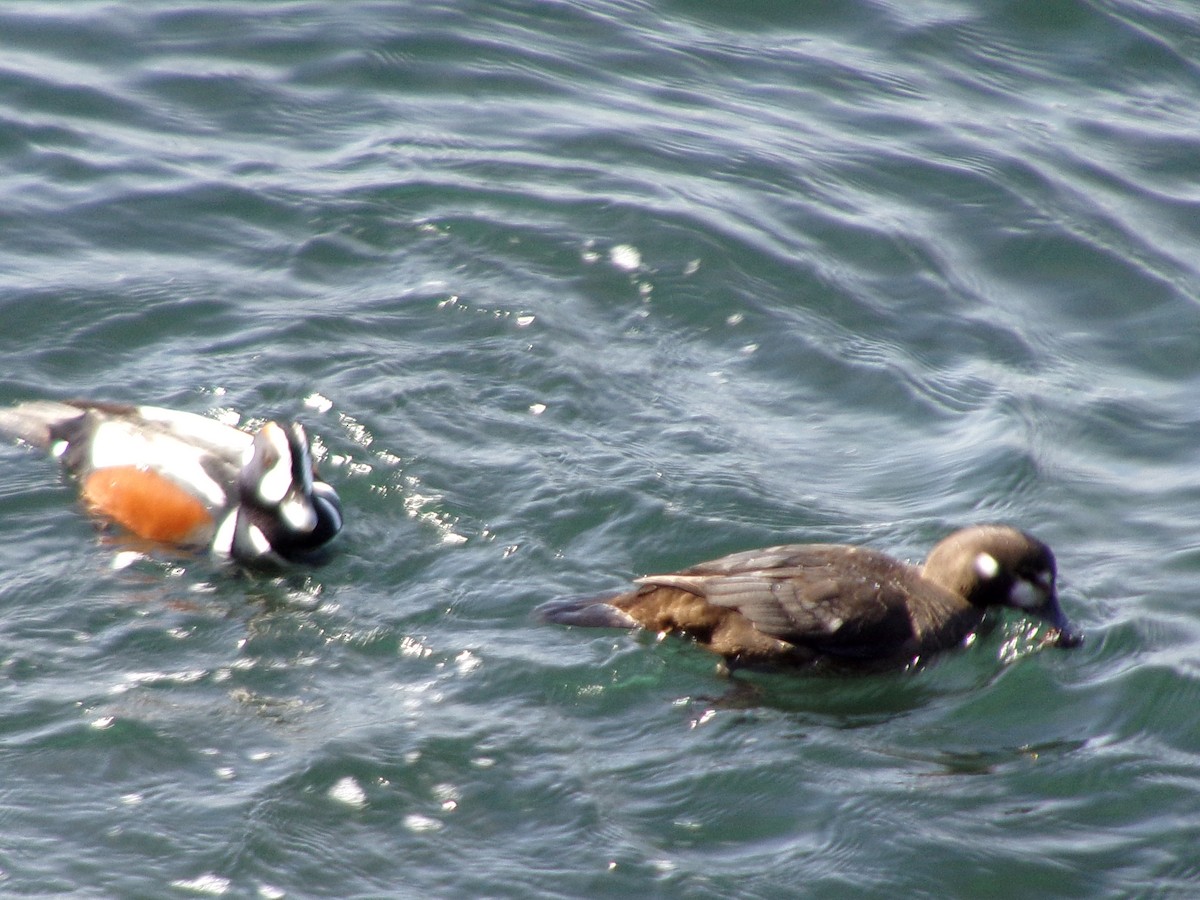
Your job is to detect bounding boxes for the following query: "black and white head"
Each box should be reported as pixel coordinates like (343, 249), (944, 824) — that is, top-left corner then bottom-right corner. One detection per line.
(924, 525), (1082, 648)
(216, 421), (343, 565)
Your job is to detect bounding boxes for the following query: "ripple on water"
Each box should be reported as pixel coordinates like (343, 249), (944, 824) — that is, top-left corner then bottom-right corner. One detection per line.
(1, 0), (1199, 896)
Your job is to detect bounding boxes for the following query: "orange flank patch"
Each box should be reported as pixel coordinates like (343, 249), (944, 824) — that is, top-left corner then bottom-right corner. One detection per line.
(81, 466), (214, 545)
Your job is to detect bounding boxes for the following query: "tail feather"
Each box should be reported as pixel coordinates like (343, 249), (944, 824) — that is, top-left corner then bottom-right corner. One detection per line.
(535, 593), (640, 629)
(0, 400), (86, 449)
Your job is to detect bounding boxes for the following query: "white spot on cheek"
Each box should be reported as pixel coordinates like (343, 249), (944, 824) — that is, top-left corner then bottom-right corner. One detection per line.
(252, 423), (294, 506)
(280, 496), (317, 532)
(1008, 578), (1045, 610)
(257, 458), (291, 505)
(974, 552), (1000, 580)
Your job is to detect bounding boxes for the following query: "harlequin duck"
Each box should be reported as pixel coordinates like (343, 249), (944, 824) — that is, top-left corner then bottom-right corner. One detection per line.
(0, 400), (342, 566)
(538, 525), (1082, 669)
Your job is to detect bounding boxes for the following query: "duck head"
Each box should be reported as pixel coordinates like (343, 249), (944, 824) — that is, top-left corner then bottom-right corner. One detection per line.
(923, 525), (1082, 648)
(221, 421), (343, 565)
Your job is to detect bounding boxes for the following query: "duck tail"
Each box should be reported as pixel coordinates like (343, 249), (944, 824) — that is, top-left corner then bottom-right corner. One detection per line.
(0, 400), (86, 449)
(535, 592), (640, 629)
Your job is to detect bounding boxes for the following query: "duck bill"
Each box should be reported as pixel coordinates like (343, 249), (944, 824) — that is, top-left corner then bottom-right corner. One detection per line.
(1037, 595), (1083, 649)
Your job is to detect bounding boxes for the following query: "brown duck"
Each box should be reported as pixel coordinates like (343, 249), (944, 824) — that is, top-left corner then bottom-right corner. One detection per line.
(538, 525), (1082, 669)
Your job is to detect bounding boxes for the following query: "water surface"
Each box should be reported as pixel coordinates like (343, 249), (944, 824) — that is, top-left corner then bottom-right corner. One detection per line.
(2, 1), (1199, 896)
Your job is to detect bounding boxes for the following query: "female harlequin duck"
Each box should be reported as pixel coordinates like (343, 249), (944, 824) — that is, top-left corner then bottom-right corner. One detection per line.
(538, 525), (1082, 669)
(0, 400), (342, 566)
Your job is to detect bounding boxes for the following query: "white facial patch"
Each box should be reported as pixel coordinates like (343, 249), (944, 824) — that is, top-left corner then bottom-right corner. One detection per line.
(280, 495), (317, 533)
(1008, 577), (1046, 610)
(257, 460), (291, 505)
(974, 552), (1001, 581)
(254, 424), (293, 506)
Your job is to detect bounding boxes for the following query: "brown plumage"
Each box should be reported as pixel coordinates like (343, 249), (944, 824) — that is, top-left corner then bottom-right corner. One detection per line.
(538, 525), (1082, 669)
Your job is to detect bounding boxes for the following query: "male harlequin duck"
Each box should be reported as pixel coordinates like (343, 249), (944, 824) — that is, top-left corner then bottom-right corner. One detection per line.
(538, 525), (1082, 669)
(0, 400), (342, 566)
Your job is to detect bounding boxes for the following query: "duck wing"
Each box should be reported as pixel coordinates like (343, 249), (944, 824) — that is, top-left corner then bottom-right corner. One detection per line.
(0, 401), (251, 511)
(637, 544), (920, 657)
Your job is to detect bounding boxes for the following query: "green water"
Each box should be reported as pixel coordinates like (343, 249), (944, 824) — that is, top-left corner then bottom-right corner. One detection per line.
(1, 1), (1199, 896)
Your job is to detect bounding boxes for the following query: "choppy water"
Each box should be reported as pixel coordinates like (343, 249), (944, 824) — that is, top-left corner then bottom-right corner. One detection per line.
(2, 1), (1200, 896)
